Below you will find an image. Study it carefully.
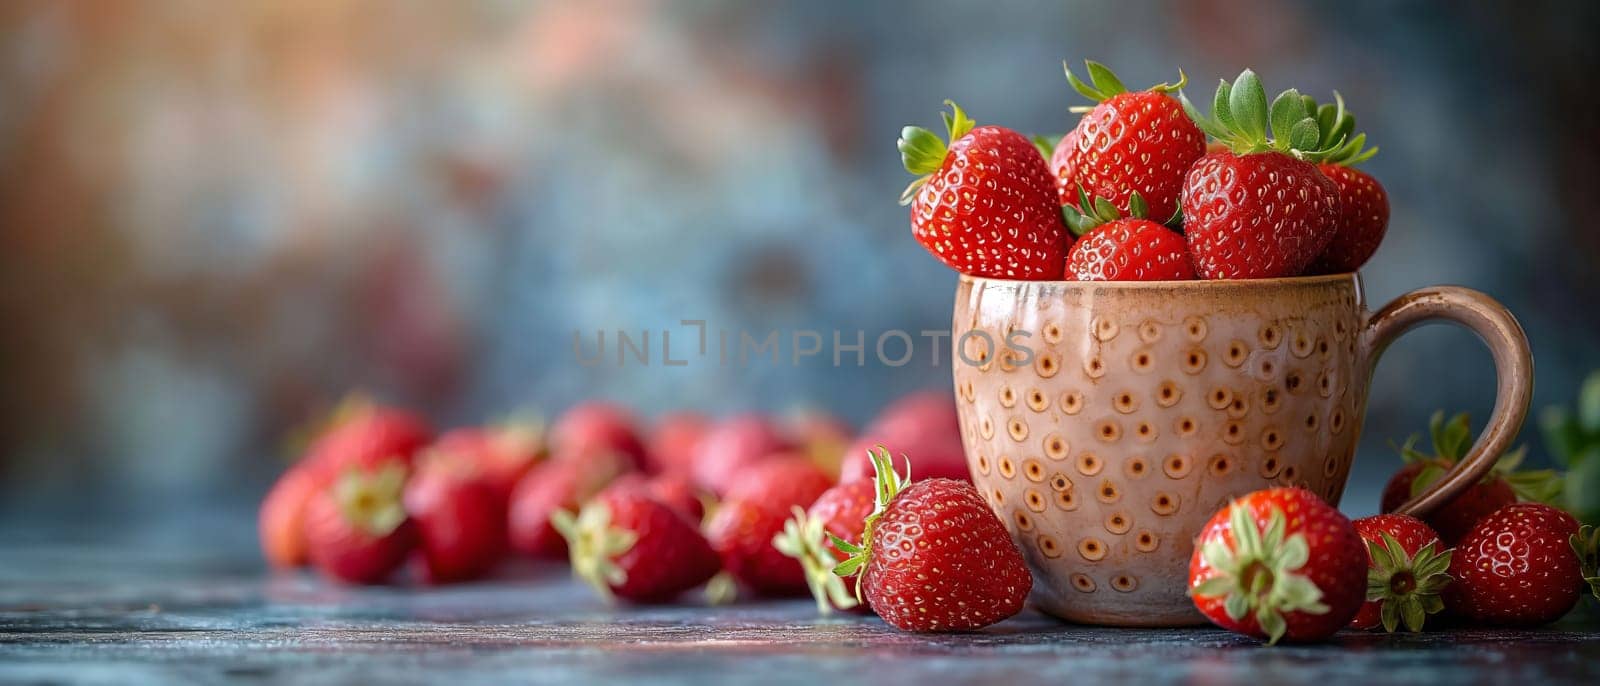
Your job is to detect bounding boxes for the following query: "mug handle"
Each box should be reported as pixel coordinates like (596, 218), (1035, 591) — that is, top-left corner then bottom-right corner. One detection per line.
(1359, 286), (1533, 517)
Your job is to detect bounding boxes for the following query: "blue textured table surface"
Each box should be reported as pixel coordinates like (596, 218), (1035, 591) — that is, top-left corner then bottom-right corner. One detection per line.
(3, 541), (1599, 686)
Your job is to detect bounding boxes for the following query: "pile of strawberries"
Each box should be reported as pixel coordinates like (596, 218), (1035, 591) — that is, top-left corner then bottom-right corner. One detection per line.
(1190, 411), (1599, 644)
(901, 61), (1388, 281)
(258, 392), (1036, 631)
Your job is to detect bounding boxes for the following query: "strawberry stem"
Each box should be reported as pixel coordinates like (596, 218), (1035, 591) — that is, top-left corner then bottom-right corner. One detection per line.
(773, 506), (859, 614)
(829, 445), (908, 604)
(1180, 69), (1346, 162)
(1365, 533), (1452, 632)
(898, 101), (975, 205)
(1189, 502), (1329, 645)
(551, 502), (638, 604)
(333, 462), (408, 537)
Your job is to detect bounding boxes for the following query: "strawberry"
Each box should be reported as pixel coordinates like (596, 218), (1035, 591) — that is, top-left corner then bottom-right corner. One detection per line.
(1381, 412), (1561, 544)
(646, 411), (711, 477)
(1300, 94), (1388, 273)
(606, 472), (706, 524)
(1062, 61), (1204, 223)
(304, 462), (416, 584)
(553, 487), (721, 603)
(1179, 70), (1344, 279)
(259, 464), (320, 569)
(550, 402), (647, 471)
(1445, 503), (1583, 625)
(1188, 487), (1366, 644)
(1048, 129), (1082, 208)
(690, 414), (794, 496)
(301, 399), (432, 477)
(403, 455), (506, 583)
(840, 391), (968, 483)
(1062, 189), (1195, 281)
(784, 409), (854, 478)
(705, 458), (834, 597)
(425, 421), (544, 503)
(899, 101), (1070, 279)
(832, 448), (1031, 632)
(1350, 514), (1452, 632)
(773, 478), (876, 614)
(507, 450), (632, 558)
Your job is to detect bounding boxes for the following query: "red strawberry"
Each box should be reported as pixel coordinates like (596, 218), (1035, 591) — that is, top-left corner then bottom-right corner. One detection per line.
(1180, 70), (1343, 279)
(840, 391), (968, 483)
(690, 414), (794, 496)
(426, 422), (544, 503)
(1445, 503), (1583, 626)
(550, 402), (647, 471)
(606, 472), (706, 524)
(832, 448), (1031, 631)
(259, 464), (319, 569)
(1310, 164), (1388, 273)
(1062, 191), (1194, 281)
(646, 411), (711, 476)
(773, 478), (877, 613)
(1050, 128), (1082, 208)
(1381, 412), (1561, 544)
(705, 458), (834, 597)
(404, 456), (506, 583)
(553, 488), (721, 603)
(1188, 487), (1366, 644)
(303, 462), (416, 584)
(1063, 61), (1204, 223)
(301, 399), (432, 477)
(899, 101), (1070, 279)
(1350, 514), (1452, 632)
(507, 450), (632, 558)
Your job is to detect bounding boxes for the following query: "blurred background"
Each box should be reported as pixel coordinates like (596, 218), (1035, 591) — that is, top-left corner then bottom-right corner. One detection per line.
(3, 0), (1598, 545)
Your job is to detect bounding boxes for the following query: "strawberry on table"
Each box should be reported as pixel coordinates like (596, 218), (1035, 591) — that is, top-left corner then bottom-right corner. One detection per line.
(1188, 487), (1366, 644)
(507, 450), (633, 558)
(899, 101), (1070, 279)
(773, 477), (877, 614)
(304, 461), (417, 585)
(1062, 189), (1195, 281)
(1179, 70), (1344, 279)
(1446, 503), (1584, 626)
(425, 421), (544, 503)
(705, 457), (834, 597)
(1382, 411), (1561, 544)
(259, 464), (320, 569)
(840, 391), (968, 483)
(690, 414), (794, 496)
(404, 455), (507, 584)
(549, 402), (648, 472)
(646, 411), (711, 477)
(831, 448), (1031, 632)
(301, 398), (432, 477)
(606, 472), (707, 524)
(1350, 514), (1452, 632)
(1062, 61), (1205, 223)
(553, 486), (721, 604)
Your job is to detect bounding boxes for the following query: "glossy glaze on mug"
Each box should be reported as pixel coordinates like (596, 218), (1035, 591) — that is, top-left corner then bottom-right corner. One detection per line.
(954, 274), (1433, 626)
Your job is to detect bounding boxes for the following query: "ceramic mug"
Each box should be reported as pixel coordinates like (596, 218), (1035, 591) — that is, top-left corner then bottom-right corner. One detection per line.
(950, 273), (1531, 626)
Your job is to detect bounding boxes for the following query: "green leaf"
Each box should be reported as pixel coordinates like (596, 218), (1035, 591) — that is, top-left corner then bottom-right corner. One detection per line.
(1085, 61), (1130, 98)
(1180, 90), (1227, 140)
(1228, 69), (1268, 145)
(1257, 607), (1287, 645)
(1564, 452), (1600, 523)
(1030, 133), (1060, 160)
(1380, 600), (1400, 633)
(1409, 464), (1447, 499)
(898, 126), (947, 176)
(1128, 191), (1148, 219)
(1538, 406), (1583, 466)
(1064, 61), (1106, 102)
(1092, 196), (1118, 223)
(1212, 79), (1235, 135)
(1269, 89), (1307, 142)
(1191, 576), (1234, 598)
(1401, 598), (1427, 632)
(1580, 372), (1600, 433)
(1286, 119), (1321, 154)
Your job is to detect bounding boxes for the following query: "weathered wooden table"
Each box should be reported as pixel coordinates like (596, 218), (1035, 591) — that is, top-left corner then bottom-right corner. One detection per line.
(3, 540), (1599, 685)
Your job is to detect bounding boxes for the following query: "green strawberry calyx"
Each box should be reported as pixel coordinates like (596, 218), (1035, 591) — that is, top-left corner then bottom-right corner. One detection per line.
(1189, 502), (1329, 645)
(898, 100), (976, 205)
(772, 506), (860, 614)
(1301, 92), (1378, 167)
(551, 501), (638, 604)
(1398, 411), (1563, 503)
(1030, 133), (1062, 160)
(1572, 525), (1600, 601)
(1064, 60), (1187, 111)
(828, 445), (909, 603)
(1062, 186), (1152, 236)
(1179, 68), (1346, 162)
(333, 461), (409, 538)
(1364, 533), (1453, 632)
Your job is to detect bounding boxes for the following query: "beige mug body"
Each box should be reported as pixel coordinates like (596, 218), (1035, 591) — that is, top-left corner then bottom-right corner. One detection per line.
(951, 273), (1531, 626)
